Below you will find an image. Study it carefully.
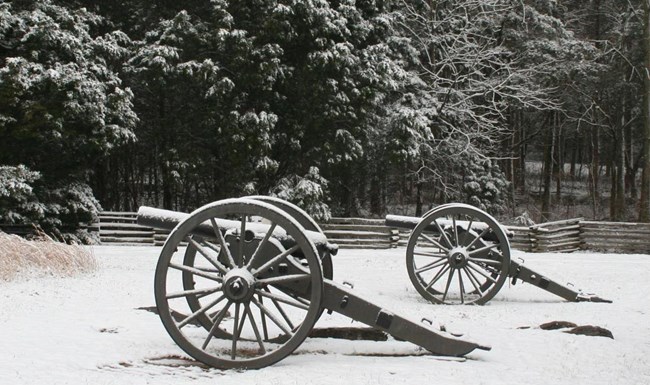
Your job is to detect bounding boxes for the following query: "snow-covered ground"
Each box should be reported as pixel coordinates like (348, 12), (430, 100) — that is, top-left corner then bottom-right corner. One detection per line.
(1, 246), (648, 385)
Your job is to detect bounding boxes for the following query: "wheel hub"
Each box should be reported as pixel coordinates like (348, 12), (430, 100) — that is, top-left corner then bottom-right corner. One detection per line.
(223, 269), (256, 302)
(448, 247), (469, 269)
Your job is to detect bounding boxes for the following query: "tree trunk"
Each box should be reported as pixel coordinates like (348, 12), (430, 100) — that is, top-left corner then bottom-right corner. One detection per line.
(554, 112), (562, 199)
(609, 158), (616, 219)
(589, 127), (600, 218)
(510, 116), (517, 216)
(370, 167), (382, 216)
(570, 135), (579, 179)
(615, 115), (627, 220)
(541, 119), (555, 221)
(159, 93), (173, 210)
(517, 112), (527, 195)
(625, 123), (636, 199)
(415, 169), (424, 216)
(640, 0), (650, 222)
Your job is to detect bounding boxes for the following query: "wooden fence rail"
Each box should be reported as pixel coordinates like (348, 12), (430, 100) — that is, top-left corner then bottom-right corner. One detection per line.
(322, 217), (399, 249)
(580, 221), (650, 253)
(4, 212), (647, 253)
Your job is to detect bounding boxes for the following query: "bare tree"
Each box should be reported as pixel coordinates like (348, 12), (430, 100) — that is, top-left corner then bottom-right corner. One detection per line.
(390, 0), (557, 213)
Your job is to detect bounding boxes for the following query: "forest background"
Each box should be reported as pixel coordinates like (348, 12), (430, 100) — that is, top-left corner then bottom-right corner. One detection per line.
(2, 0), (650, 239)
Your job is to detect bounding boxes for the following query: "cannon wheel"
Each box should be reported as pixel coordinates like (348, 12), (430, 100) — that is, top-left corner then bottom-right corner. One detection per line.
(406, 204), (511, 305)
(182, 196), (333, 333)
(155, 198), (324, 369)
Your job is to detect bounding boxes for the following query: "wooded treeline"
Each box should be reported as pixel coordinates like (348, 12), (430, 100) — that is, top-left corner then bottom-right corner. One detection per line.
(1, 0), (650, 235)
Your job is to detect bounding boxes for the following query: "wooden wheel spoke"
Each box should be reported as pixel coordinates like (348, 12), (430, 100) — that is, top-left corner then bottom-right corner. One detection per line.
(272, 301), (295, 330)
(463, 266), (483, 295)
(467, 261), (497, 284)
(236, 306), (248, 334)
(452, 216), (459, 247)
(166, 285), (222, 300)
(190, 266), (221, 273)
(264, 288), (297, 331)
(245, 303), (266, 354)
(414, 258), (448, 274)
(465, 219), (474, 235)
(433, 219), (454, 249)
(178, 294), (226, 329)
(288, 293), (310, 306)
(169, 262), (223, 282)
(231, 303), (241, 359)
(465, 225), (490, 250)
(210, 218), (236, 268)
(458, 269), (466, 304)
(202, 240), (220, 254)
(238, 216), (246, 267)
(258, 294), (269, 340)
(256, 273), (309, 286)
(256, 289), (310, 311)
(468, 257), (502, 267)
(246, 222), (277, 270)
(419, 233), (450, 252)
(425, 264), (451, 290)
(201, 300), (232, 349)
(187, 237), (229, 275)
(252, 245), (300, 277)
(413, 250), (447, 258)
(441, 268), (454, 302)
(468, 242), (501, 256)
(251, 297), (294, 336)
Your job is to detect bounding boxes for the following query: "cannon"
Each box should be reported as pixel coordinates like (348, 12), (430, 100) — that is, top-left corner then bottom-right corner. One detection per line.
(386, 203), (611, 305)
(138, 197), (490, 370)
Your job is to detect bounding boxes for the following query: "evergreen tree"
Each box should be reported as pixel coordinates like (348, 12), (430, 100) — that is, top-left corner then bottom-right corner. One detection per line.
(0, 1), (136, 232)
(105, 0), (414, 217)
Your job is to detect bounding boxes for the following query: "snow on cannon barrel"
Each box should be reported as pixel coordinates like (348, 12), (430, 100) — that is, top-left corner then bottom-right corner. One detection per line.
(137, 206), (338, 257)
(386, 203), (612, 305)
(138, 197), (490, 370)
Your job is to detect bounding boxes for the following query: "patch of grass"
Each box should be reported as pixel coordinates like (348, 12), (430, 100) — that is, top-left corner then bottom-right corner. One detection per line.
(0, 231), (97, 281)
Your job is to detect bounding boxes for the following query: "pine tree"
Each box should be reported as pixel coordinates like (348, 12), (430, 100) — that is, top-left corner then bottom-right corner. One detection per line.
(0, 1), (136, 232)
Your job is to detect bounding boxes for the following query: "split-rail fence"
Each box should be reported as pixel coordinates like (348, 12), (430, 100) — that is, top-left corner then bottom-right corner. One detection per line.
(91, 212), (650, 253)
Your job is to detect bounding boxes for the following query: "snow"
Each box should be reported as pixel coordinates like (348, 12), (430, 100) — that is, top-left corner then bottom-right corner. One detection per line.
(1, 246), (649, 384)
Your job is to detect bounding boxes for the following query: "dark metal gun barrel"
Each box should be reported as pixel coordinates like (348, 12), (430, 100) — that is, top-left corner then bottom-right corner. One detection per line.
(385, 214), (512, 238)
(384, 214), (421, 230)
(137, 206), (337, 254)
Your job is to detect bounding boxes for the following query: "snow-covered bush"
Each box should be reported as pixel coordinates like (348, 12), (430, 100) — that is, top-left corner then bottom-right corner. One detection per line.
(39, 183), (102, 229)
(0, 165), (100, 242)
(272, 167), (331, 221)
(513, 211), (536, 226)
(0, 165), (43, 224)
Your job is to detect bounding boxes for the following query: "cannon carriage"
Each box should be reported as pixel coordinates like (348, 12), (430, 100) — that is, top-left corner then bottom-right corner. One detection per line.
(386, 203), (611, 305)
(138, 196), (608, 370)
(138, 197), (489, 370)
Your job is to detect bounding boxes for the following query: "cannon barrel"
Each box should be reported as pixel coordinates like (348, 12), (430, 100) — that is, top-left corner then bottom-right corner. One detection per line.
(385, 214), (513, 238)
(137, 206), (338, 255)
